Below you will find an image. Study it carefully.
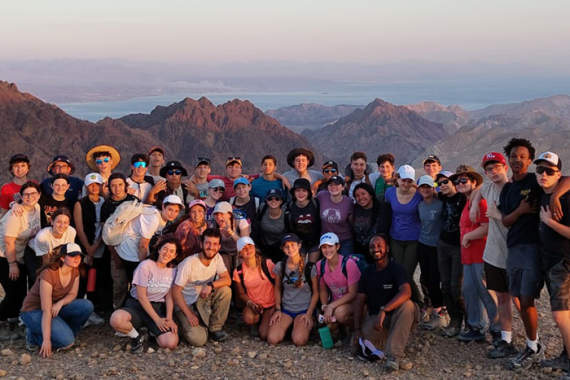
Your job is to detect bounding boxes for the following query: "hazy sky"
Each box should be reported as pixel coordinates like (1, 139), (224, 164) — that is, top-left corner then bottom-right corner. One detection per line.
(2, 0), (570, 67)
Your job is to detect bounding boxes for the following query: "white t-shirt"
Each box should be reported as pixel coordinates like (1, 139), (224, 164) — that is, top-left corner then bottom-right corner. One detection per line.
(31, 226), (77, 258)
(481, 182), (509, 269)
(116, 210), (165, 262)
(175, 253), (227, 306)
(348, 177), (367, 199)
(126, 178), (153, 203)
(0, 204), (41, 262)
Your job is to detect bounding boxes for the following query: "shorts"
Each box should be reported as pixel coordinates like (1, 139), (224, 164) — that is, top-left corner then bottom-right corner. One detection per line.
(545, 260), (570, 312)
(507, 244), (544, 298)
(282, 309), (308, 319)
(122, 298), (171, 337)
(484, 262), (509, 293)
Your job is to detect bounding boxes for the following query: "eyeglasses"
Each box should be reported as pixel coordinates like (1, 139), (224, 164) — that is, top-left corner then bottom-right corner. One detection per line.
(484, 164), (503, 173)
(22, 191), (39, 198)
(323, 169), (337, 174)
(167, 170), (182, 176)
(536, 166), (560, 176)
(212, 187), (225, 193)
(133, 162), (147, 168)
(95, 157), (110, 165)
(439, 179), (450, 185)
(453, 178), (470, 185)
(267, 196), (281, 202)
(53, 164), (69, 170)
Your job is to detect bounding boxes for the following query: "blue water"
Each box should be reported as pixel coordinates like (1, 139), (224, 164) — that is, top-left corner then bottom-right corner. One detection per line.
(58, 78), (570, 122)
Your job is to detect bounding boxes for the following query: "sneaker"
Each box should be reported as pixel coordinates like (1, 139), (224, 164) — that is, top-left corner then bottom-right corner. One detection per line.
(384, 355), (400, 372)
(457, 327), (486, 342)
(419, 308), (430, 323)
(421, 310), (448, 331)
(131, 335), (144, 354)
(540, 351), (570, 372)
(209, 330), (229, 342)
(84, 312), (105, 327)
(26, 340), (39, 352)
(488, 340), (518, 359)
(490, 330), (502, 346)
(441, 325), (461, 338)
(357, 338), (373, 361)
(114, 331), (128, 337)
(509, 343), (544, 371)
(0, 322), (21, 342)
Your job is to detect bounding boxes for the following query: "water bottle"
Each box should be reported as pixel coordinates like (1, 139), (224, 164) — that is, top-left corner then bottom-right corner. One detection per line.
(318, 314), (334, 349)
(86, 268), (97, 292)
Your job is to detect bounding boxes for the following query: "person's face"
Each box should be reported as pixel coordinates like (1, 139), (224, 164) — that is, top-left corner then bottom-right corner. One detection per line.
(158, 242), (178, 265)
(53, 215), (70, 236)
(398, 178), (414, 192)
(52, 161), (71, 175)
(266, 196), (282, 209)
(424, 161), (441, 178)
(454, 174), (475, 195)
(418, 184), (433, 199)
(209, 186), (224, 200)
(537, 164), (562, 190)
(294, 155), (309, 173)
(354, 188), (372, 208)
(132, 160), (148, 177)
(508, 146), (532, 174)
(51, 178), (70, 197)
(149, 152), (165, 167)
(294, 188), (309, 202)
(351, 158), (367, 177)
(321, 244), (339, 260)
(322, 166), (338, 181)
(110, 178), (126, 198)
(213, 212), (231, 228)
(378, 161), (394, 178)
(62, 254), (82, 268)
(484, 162), (508, 184)
(239, 244), (256, 260)
(203, 236), (221, 259)
(95, 155), (112, 173)
(195, 164), (211, 179)
(438, 177), (454, 195)
(162, 204), (182, 222)
(226, 163), (242, 179)
(11, 162), (29, 178)
(234, 183), (250, 198)
(166, 170), (182, 187)
(86, 182), (101, 196)
(369, 236), (388, 263)
(262, 159), (276, 175)
(282, 241), (301, 258)
(327, 181), (344, 196)
(21, 187), (40, 207)
(189, 205), (205, 224)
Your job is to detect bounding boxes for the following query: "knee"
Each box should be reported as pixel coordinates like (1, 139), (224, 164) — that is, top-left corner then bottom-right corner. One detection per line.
(75, 299), (95, 315)
(291, 333), (309, 346)
(243, 309), (259, 325)
(216, 286), (232, 301)
(183, 331), (207, 347)
(552, 311), (567, 326)
(520, 297), (535, 310)
(110, 310), (128, 329)
(266, 329), (282, 346)
(158, 333), (179, 350)
(334, 307), (352, 324)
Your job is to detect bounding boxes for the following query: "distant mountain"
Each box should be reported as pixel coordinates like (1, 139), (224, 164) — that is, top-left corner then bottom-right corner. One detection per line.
(405, 101), (469, 133)
(469, 95), (570, 120)
(266, 103), (362, 132)
(304, 98), (448, 166)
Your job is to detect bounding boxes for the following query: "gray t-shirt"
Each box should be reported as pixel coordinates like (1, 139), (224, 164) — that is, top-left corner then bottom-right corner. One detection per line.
(418, 198), (444, 247)
(274, 260), (317, 313)
(481, 182), (508, 269)
(260, 206), (287, 246)
(282, 169), (324, 186)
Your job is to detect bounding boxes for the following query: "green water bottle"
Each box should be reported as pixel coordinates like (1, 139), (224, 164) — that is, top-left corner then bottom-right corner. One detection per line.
(318, 315), (334, 349)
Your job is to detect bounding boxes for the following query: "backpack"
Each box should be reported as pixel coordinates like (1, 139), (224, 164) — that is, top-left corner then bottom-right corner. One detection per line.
(280, 257), (315, 292)
(318, 254), (367, 299)
(236, 259), (275, 293)
(103, 200), (159, 246)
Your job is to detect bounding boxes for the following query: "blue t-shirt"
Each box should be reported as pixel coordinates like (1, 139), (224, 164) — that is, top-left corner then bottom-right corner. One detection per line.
(385, 187), (422, 241)
(250, 177), (285, 200)
(40, 176), (84, 204)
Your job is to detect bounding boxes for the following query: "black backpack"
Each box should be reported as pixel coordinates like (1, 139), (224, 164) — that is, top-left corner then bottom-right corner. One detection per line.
(280, 258), (315, 293)
(235, 259), (275, 293)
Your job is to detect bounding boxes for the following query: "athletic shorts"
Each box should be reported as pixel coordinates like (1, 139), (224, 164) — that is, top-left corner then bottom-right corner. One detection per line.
(507, 244), (544, 299)
(545, 260), (570, 312)
(282, 309), (308, 319)
(122, 298), (171, 337)
(484, 262), (509, 293)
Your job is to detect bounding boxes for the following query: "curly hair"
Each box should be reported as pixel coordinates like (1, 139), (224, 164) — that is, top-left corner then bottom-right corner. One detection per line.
(295, 257), (305, 288)
(503, 138), (535, 160)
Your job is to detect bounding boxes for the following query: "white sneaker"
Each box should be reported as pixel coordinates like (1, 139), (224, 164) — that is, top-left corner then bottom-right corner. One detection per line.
(84, 312), (105, 327)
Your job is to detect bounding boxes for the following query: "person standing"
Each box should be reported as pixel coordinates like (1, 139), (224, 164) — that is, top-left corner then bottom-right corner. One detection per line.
(84, 145), (121, 199)
(250, 155), (286, 201)
(0, 154), (32, 218)
(368, 153), (395, 202)
(283, 148), (323, 187)
(126, 153), (155, 204)
(41, 155), (84, 204)
(147, 146), (166, 183)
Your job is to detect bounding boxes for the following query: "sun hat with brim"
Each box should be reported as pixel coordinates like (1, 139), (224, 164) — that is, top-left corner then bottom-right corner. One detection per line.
(188, 199), (207, 210)
(435, 170), (454, 181)
(213, 202), (233, 215)
(237, 237), (255, 252)
(449, 165), (484, 186)
(287, 148), (315, 168)
(47, 155), (75, 175)
(289, 178), (312, 198)
(85, 145), (121, 172)
(60, 242), (84, 257)
(160, 161), (188, 177)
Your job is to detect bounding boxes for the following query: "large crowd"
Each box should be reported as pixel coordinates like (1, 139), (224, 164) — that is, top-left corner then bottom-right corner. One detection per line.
(0, 140), (569, 376)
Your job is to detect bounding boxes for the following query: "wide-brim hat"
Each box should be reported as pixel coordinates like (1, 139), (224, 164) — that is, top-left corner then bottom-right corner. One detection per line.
(289, 178), (312, 198)
(287, 148), (315, 168)
(160, 161), (189, 177)
(47, 155), (75, 175)
(449, 165), (484, 186)
(85, 145), (121, 172)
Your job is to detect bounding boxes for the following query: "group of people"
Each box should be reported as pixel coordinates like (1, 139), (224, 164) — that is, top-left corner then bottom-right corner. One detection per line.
(0, 140), (569, 375)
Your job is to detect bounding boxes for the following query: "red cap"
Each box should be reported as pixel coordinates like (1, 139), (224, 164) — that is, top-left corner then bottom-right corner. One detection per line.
(481, 152), (507, 168)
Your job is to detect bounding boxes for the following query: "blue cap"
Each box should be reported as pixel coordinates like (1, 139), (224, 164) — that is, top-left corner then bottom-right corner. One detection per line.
(233, 177), (250, 189)
(281, 233), (301, 245)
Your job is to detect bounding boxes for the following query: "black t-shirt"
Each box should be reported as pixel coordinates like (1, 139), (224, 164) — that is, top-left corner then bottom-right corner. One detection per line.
(357, 260), (409, 315)
(539, 190), (570, 270)
(499, 172), (542, 248)
(439, 192), (466, 246)
(231, 197), (259, 226)
(287, 200), (321, 247)
(38, 194), (76, 227)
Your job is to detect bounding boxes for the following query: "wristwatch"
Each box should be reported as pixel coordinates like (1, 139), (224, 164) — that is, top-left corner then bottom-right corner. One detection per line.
(207, 281), (215, 290)
(380, 306), (387, 313)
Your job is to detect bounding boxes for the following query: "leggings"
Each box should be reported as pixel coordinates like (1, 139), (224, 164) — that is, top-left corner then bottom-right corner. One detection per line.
(0, 258), (28, 321)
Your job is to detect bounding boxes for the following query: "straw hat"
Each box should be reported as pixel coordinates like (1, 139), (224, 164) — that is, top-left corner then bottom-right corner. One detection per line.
(85, 145), (121, 172)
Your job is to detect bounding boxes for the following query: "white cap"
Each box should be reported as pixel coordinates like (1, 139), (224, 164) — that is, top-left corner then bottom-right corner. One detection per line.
(163, 195), (184, 207)
(397, 165), (415, 181)
(319, 232), (339, 248)
(237, 237), (255, 252)
(84, 173), (103, 186)
(213, 201), (233, 214)
(534, 151), (562, 169)
(418, 175), (436, 187)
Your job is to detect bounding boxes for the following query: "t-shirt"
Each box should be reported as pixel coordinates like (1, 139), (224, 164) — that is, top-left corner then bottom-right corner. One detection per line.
(481, 183), (509, 269)
(0, 182), (23, 210)
(316, 191), (354, 242)
(130, 259), (176, 302)
(282, 170), (324, 186)
(498, 172), (542, 248)
(207, 174), (259, 202)
(195, 182), (209, 200)
(418, 198), (444, 247)
(175, 253), (228, 306)
(31, 226), (77, 258)
(273, 260), (317, 313)
(353, 205), (376, 251)
(174, 219), (203, 258)
(539, 191), (570, 271)
(230, 197), (259, 226)
(287, 200), (320, 247)
(116, 210), (166, 262)
(385, 187), (422, 241)
(358, 261), (409, 315)
(460, 199), (488, 264)
(316, 256), (361, 302)
(259, 206), (287, 247)
(440, 192), (467, 246)
(250, 177), (284, 201)
(40, 176), (84, 204)
(369, 172), (394, 202)
(21, 267), (79, 312)
(232, 259), (276, 308)
(0, 204), (41, 262)
(127, 177), (154, 204)
(38, 193), (75, 227)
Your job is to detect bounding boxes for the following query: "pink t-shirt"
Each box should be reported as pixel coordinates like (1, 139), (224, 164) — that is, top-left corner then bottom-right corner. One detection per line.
(131, 260), (176, 302)
(232, 259), (276, 308)
(316, 255), (361, 301)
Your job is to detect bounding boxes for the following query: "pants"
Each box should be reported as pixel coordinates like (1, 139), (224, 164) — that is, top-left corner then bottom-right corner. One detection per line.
(0, 258), (28, 322)
(20, 299), (93, 348)
(23, 245), (41, 288)
(417, 242), (444, 308)
(87, 253), (114, 314)
(437, 239), (466, 324)
(390, 240), (422, 306)
(362, 300), (419, 358)
(111, 258), (128, 309)
(463, 263), (499, 331)
(174, 286), (231, 346)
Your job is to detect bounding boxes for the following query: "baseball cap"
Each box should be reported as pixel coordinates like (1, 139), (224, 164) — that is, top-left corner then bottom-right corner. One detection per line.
(188, 199), (207, 210)
(322, 160), (339, 171)
(397, 165), (415, 181)
(163, 195), (184, 207)
(422, 155), (441, 165)
(233, 177), (250, 188)
(213, 202), (233, 214)
(84, 173), (103, 186)
(148, 146), (165, 156)
(10, 154), (29, 165)
(481, 152), (507, 168)
(281, 233), (301, 245)
(319, 232), (339, 248)
(237, 237), (255, 252)
(60, 243), (84, 257)
(194, 157), (211, 167)
(435, 170), (454, 181)
(418, 175), (436, 187)
(266, 188), (283, 199)
(226, 156), (242, 166)
(327, 175), (345, 186)
(534, 151), (562, 170)
(208, 179), (225, 189)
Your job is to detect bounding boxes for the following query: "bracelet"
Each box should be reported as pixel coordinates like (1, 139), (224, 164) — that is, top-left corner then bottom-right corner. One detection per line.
(8, 260), (17, 264)
(321, 304), (328, 311)
(275, 308), (281, 312)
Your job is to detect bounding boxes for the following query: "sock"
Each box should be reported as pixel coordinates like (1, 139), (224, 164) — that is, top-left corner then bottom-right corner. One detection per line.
(127, 328), (139, 339)
(501, 331), (512, 343)
(527, 338), (538, 352)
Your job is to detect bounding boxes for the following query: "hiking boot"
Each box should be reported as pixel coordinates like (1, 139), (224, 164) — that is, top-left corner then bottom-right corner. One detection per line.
(384, 355), (400, 372)
(130, 335), (144, 354)
(509, 343), (544, 371)
(210, 330), (229, 342)
(457, 326), (486, 342)
(0, 322), (21, 342)
(441, 318), (462, 338)
(490, 329), (502, 346)
(421, 310), (448, 331)
(540, 350), (570, 372)
(488, 340), (518, 359)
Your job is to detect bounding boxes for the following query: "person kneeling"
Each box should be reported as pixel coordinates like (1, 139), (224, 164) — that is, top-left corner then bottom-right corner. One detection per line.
(110, 237), (180, 353)
(353, 236), (419, 372)
(20, 243), (94, 358)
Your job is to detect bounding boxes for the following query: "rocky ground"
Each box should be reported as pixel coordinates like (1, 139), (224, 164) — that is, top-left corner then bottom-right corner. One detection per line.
(0, 288), (567, 380)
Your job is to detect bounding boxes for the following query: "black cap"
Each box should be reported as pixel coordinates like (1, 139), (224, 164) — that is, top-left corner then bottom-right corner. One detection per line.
(194, 157), (211, 167)
(266, 188), (283, 199)
(327, 175), (345, 186)
(46, 155), (75, 175)
(422, 155), (441, 165)
(322, 160), (339, 171)
(281, 233), (301, 245)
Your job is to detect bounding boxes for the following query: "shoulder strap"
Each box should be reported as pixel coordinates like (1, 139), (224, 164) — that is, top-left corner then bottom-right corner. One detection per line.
(261, 259), (275, 285)
(280, 258), (288, 280)
(254, 197), (260, 212)
(230, 196), (236, 206)
(341, 255), (350, 279)
(319, 258), (327, 279)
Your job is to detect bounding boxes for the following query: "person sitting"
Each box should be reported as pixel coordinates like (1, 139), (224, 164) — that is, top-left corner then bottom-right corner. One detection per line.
(20, 243), (94, 358)
(210, 201), (250, 274)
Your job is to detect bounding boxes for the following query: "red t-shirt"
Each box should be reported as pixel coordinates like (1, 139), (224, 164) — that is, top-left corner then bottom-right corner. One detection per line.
(460, 198), (489, 264)
(0, 182), (23, 210)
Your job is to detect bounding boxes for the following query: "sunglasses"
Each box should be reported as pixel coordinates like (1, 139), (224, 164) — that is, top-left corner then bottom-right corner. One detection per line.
(323, 169), (337, 174)
(133, 162), (147, 168)
(212, 187), (225, 193)
(453, 178), (470, 185)
(439, 179), (450, 185)
(227, 156), (241, 162)
(167, 170), (182, 175)
(536, 166), (560, 176)
(267, 196), (281, 202)
(95, 157), (110, 165)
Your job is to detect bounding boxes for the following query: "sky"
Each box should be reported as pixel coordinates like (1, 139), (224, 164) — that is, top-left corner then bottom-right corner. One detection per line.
(2, 0), (570, 68)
